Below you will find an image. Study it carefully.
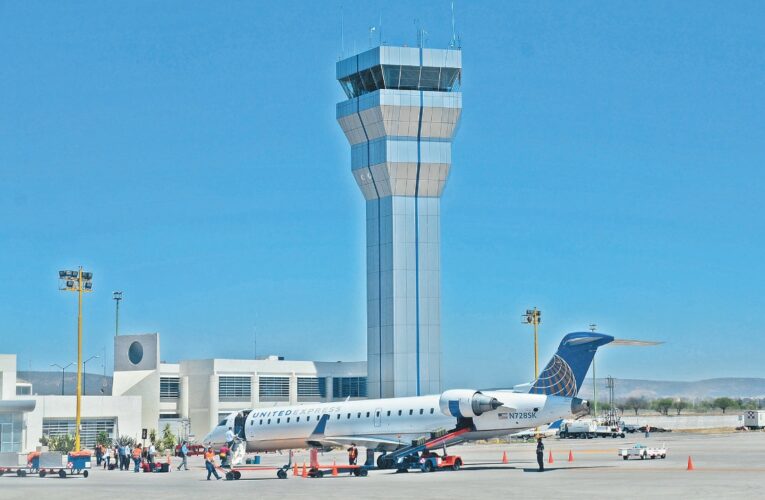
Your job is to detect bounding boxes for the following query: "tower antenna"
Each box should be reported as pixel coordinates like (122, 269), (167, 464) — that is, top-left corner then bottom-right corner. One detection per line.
(451, 1), (457, 47)
(340, 6), (345, 58)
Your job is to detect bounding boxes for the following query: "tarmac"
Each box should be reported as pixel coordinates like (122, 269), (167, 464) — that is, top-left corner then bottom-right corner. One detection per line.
(1, 431), (763, 499)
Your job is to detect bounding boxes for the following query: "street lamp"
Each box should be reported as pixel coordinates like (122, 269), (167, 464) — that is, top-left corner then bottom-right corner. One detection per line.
(113, 291), (122, 336)
(522, 307), (542, 378)
(82, 355), (99, 396)
(58, 267), (93, 452)
(590, 323), (598, 416)
(50, 362), (74, 396)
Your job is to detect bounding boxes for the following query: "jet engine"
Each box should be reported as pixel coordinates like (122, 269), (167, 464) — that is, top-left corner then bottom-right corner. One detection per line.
(439, 389), (503, 418)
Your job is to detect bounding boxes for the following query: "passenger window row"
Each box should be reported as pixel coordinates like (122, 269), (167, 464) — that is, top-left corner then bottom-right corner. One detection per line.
(251, 408), (436, 426)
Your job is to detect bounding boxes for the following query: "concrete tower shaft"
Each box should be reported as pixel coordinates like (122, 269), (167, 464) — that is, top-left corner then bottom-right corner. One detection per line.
(337, 46), (462, 398)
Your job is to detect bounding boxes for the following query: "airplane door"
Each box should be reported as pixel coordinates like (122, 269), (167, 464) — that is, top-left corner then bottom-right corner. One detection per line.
(374, 408), (382, 427)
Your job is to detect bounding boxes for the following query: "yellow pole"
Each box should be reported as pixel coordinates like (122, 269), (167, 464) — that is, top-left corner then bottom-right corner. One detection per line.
(75, 266), (83, 452)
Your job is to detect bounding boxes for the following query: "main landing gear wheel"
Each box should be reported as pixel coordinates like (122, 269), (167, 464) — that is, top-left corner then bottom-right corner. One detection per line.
(277, 469), (287, 479)
(58, 469), (67, 478)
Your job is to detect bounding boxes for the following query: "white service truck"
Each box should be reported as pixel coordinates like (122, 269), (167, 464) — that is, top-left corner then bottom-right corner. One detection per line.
(559, 420), (598, 439)
(743, 410), (765, 430)
(618, 444), (667, 460)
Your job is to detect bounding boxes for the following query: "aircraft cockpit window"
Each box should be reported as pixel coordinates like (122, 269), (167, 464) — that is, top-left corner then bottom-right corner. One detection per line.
(218, 418), (228, 426)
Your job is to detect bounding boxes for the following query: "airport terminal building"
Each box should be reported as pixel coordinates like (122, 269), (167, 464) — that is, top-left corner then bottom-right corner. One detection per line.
(0, 333), (366, 451)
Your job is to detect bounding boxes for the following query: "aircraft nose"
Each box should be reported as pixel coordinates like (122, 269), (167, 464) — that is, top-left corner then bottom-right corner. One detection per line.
(571, 397), (589, 417)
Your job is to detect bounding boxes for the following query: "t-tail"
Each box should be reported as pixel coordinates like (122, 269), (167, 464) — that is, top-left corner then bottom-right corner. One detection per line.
(528, 332), (614, 397)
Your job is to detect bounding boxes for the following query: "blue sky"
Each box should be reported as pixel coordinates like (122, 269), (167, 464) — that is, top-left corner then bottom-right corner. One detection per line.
(1, 1), (763, 388)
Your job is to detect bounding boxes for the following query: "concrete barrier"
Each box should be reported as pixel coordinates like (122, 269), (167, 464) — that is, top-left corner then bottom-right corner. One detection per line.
(622, 414), (741, 430)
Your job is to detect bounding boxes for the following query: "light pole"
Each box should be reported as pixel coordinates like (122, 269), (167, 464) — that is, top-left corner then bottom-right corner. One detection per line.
(522, 308), (542, 378)
(58, 267), (93, 452)
(113, 291), (122, 336)
(82, 355), (99, 396)
(590, 323), (598, 417)
(51, 362), (74, 396)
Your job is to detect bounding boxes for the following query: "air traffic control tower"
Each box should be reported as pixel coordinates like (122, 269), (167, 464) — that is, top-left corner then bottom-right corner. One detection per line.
(336, 46), (462, 398)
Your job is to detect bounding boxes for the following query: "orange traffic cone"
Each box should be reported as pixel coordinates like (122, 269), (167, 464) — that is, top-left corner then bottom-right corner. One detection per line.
(301, 462), (307, 478)
(293, 462), (298, 476)
(332, 460), (338, 477)
(568, 450), (574, 462)
(687, 456), (694, 471)
(548, 451), (554, 464)
(501, 451), (508, 464)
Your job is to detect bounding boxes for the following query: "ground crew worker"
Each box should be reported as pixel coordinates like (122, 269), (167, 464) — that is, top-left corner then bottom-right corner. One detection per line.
(347, 443), (359, 476)
(536, 437), (544, 472)
(132, 444), (143, 473)
(205, 447), (221, 480)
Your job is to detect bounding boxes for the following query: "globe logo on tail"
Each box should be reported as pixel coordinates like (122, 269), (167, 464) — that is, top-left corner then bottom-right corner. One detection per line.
(529, 354), (577, 397)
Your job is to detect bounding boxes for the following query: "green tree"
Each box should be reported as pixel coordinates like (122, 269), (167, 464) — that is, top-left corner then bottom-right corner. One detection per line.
(159, 424), (176, 454)
(114, 435), (136, 448)
(652, 398), (673, 416)
(96, 431), (111, 448)
(149, 428), (157, 444)
(713, 397), (737, 414)
(39, 434), (76, 453)
(624, 397), (647, 416)
(672, 399), (688, 415)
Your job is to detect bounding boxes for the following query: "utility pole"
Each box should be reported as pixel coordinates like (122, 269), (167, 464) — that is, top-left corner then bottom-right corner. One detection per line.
(523, 308), (542, 378)
(113, 291), (122, 336)
(590, 323), (598, 417)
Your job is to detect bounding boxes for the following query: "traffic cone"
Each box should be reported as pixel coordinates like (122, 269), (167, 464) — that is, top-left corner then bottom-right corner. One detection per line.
(501, 451), (508, 464)
(568, 450), (574, 462)
(687, 456), (694, 471)
(332, 460), (338, 477)
(293, 462), (298, 476)
(548, 451), (554, 464)
(301, 462), (307, 478)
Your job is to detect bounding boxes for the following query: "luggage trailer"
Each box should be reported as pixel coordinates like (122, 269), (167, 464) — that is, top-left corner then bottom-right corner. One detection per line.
(0, 452), (89, 479)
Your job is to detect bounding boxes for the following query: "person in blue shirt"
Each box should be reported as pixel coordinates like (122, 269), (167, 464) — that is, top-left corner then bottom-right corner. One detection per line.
(177, 441), (189, 471)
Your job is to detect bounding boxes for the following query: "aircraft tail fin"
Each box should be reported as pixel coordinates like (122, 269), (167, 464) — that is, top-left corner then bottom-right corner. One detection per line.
(528, 332), (613, 397)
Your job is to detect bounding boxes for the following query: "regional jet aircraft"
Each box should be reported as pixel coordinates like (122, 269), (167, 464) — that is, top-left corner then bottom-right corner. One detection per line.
(203, 332), (612, 462)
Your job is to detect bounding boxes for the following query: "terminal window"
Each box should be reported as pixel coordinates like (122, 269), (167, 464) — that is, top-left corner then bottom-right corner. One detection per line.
(219, 376), (252, 401)
(297, 377), (326, 401)
(160, 377), (180, 400)
(259, 376), (289, 402)
(333, 377), (367, 399)
(42, 418), (115, 449)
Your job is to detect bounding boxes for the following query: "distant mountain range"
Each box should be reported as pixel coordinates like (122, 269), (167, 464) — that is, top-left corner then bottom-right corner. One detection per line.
(17, 371), (112, 396)
(16, 371), (765, 401)
(579, 377), (765, 400)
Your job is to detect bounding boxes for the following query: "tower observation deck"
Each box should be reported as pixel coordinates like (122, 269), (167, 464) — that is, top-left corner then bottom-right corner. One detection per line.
(336, 46), (462, 398)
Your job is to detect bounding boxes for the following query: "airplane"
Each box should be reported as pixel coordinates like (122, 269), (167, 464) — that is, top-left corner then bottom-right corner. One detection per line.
(203, 331), (613, 465)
